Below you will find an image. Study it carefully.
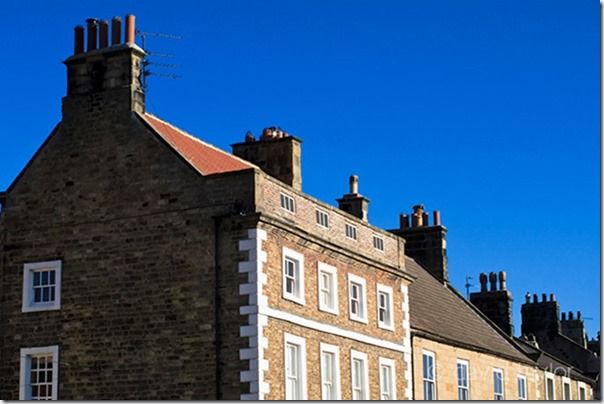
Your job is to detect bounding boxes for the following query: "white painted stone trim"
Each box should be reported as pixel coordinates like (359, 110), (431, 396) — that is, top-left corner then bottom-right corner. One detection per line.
(261, 306), (410, 353)
(238, 228), (269, 400)
(400, 283), (413, 400)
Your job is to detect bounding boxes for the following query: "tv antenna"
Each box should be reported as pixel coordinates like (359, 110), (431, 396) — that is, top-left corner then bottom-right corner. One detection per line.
(136, 29), (183, 91)
(464, 274), (474, 299)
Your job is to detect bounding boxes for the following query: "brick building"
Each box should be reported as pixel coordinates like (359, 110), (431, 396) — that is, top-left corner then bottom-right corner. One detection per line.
(0, 15), (597, 400)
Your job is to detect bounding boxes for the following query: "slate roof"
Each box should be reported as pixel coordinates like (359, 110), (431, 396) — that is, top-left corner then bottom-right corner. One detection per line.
(140, 113), (253, 175)
(515, 337), (595, 383)
(406, 257), (532, 364)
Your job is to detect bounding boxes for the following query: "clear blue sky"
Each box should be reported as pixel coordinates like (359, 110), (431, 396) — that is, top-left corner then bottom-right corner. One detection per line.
(0, 1), (599, 338)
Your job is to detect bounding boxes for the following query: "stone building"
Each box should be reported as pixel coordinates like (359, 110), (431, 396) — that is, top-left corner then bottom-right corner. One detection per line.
(0, 15), (597, 400)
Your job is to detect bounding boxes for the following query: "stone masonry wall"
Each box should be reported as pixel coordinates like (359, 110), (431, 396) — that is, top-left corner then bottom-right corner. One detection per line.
(0, 103), (256, 399)
(412, 335), (541, 400)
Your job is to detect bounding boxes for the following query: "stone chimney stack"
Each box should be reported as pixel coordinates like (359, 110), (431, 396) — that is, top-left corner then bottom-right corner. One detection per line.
(561, 311), (588, 348)
(62, 14), (146, 123)
(390, 204), (448, 282)
(231, 127), (302, 191)
(470, 271), (514, 336)
(336, 175), (370, 221)
(521, 292), (561, 338)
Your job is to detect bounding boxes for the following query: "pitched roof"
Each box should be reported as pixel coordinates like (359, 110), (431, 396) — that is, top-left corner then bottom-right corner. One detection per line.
(406, 257), (531, 363)
(140, 113), (253, 175)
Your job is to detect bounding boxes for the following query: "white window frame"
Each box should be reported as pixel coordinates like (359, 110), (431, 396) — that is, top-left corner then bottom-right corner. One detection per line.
(320, 343), (341, 400)
(347, 273), (368, 323)
(376, 284), (394, 331)
(422, 350), (437, 400)
(316, 209), (329, 228)
(493, 368), (504, 400)
(373, 234), (385, 252)
(545, 372), (556, 400)
(517, 374), (527, 400)
(350, 349), (369, 400)
(317, 262), (338, 314)
(22, 260), (62, 312)
(19, 345), (59, 400)
(345, 223), (358, 241)
(282, 247), (305, 305)
(283, 333), (307, 400)
(562, 376), (571, 400)
(577, 381), (587, 400)
(457, 359), (470, 400)
(378, 357), (396, 400)
(280, 192), (296, 213)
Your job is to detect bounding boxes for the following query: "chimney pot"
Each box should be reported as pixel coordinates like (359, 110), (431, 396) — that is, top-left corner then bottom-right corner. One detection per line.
(525, 292), (530, 303)
(400, 214), (409, 229)
(421, 212), (429, 227)
(125, 14), (136, 44)
(412, 204), (424, 227)
(111, 17), (122, 45)
(74, 25), (84, 55)
(349, 175), (359, 194)
(99, 20), (109, 48)
(569, 311), (574, 320)
(489, 272), (497, 292)
(498, 271), (507, 291)
(541, 293), (547, 302)
(433, 210), (441, 226)
(550, 293), (555, 302)
(86, 18), (98, 51)
(533, 294), (538, 303)
(562, 312), (566, 321)
(577, 311), (582, 320)
(480, 273), (488, 292)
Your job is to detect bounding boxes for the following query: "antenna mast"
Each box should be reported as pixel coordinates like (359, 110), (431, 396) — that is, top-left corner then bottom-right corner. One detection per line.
(136, 29), (183, 91)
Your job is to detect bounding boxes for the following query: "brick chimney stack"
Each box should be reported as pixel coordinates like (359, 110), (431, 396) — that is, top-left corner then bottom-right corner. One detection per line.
(470, 271), (514, 336)
(231, 127), (302, 190)
(336, 175), (370, 221)
(62, 14), (146, 122)
(390, 204), (448, 282)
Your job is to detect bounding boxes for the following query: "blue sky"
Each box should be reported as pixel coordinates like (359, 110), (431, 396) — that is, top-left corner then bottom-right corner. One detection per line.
(0, 1), (599, 337)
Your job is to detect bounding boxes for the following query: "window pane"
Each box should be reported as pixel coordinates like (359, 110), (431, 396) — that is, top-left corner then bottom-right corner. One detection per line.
(33, 272), (41, 286)
(42, 287), (49, 302)
(34, 288), (41, 302)
(49, 270), (55, 284)
(41, 271), (48, 285)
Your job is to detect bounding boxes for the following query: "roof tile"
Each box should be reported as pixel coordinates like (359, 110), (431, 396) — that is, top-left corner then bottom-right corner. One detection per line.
(142, 113), (252, 175)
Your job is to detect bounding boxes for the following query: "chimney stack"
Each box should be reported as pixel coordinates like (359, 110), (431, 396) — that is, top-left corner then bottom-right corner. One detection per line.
(561, 310), (588, 348)
(63, 15), (146, 117)
(336, 175), (370, 221)
(521, 291), (561, 338)
(390, 204), (448, 282)
(470, 271), (514, 336)
(231, 127), (302, 191)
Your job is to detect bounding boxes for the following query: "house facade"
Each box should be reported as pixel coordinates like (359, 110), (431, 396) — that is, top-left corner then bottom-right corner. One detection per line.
(0, 15), (597, 400)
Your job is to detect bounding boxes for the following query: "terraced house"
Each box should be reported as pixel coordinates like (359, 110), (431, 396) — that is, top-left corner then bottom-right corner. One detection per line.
(0, 15), (598, 400)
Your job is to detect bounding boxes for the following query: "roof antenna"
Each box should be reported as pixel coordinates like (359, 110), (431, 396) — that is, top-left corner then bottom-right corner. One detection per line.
(465, 274), (474, 299)
(136, 29), (183, 92)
